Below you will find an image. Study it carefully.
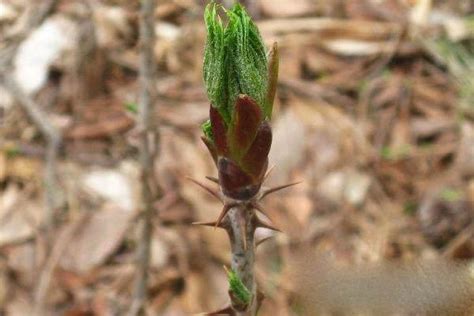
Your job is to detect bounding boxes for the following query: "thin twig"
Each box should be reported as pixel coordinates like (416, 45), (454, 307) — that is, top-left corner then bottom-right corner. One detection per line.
(0, 1), (61, 314)
(24, 0), (59, 36)
(129, 0), (159, 315)
(0, 0), (59, 68)
(0, 76), (61, 230)
(32, 214), (88, 316)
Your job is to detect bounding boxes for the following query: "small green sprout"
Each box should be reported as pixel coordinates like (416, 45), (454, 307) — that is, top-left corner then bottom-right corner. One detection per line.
(125, 101), (138, 114)
(440, 188), (463, 202)
(225, 266), (251, 306)
(380, 144), (411, 160)
(201, 119), (213, 141)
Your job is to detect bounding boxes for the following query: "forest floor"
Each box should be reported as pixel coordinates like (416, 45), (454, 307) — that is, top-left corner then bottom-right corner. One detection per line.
(0, 0), (473, 315)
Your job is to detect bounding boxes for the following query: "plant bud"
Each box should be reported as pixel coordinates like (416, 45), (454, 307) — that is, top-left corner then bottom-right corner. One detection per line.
(201, 3), (278, 200)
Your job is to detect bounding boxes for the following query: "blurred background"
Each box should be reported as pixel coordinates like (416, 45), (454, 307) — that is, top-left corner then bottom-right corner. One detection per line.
(0, 0), (473, 315)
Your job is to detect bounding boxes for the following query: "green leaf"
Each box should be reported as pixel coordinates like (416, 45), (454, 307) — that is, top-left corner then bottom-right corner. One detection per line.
(125, 102), (138, 114)
(403, 201), (417, 216)
(203, 2), (269, 123)
(440, 188), (463, 202)
(203, 3), (227, 120)
(225, 267), (252, 306)
(201, 119), (213, 141)
(5, 145), (20, 158)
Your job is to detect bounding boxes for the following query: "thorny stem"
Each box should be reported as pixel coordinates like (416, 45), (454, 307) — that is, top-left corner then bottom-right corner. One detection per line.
(225, 204), (258, 315)
(200, 3), (281, 314)
(192, 180), (289, 315)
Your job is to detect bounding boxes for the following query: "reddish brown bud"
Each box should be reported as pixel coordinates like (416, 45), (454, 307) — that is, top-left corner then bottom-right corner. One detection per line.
(218, 157), (260, 200)
(201, 136), (218, 165)
(228, 95), (262, 158)
(241, 121), (272, 179)
(210, 105), (229, 156)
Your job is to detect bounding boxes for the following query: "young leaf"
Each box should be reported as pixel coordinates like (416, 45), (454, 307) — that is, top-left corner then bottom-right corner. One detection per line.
(225, 267), (252, 306)
(203, 3), (269, 122)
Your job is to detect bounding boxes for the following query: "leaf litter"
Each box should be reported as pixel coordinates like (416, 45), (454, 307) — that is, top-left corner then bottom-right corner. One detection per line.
(0, 0), (473, 314)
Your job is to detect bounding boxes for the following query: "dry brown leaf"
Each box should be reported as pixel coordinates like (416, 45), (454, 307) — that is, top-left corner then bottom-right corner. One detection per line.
(93, 5), (133, 48)
(457, 123), (474, 177)
(65, 109), (134, 140)
(0, 260), (9, 309)
(0, 2), (17, 23)
(0, 196), (42, 247)
(258, 18), (399, 39)
(0, 153), (6, 182)
(150, 232), (170, 270)
(4, 294), (34, 316)
(59, 204), (135, 272)
(81, 164), (138, 212)
(3, 155), (42, 182)
(268, 108), (306, 185)
(178, 266), (228, 313)
(259, 0), (318, 18)
(7, 242), (37, 286)
(281, 181), (312, 226)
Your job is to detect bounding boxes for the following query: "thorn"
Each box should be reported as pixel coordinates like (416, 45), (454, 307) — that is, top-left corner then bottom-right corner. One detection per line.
(251, 202), (272, 219)
(215, 203), (236, 229)
(255, 216), (281, 232)
(186, 176), (223, 203)
(205, 176), (219, 184)
(200, 305), (235, 315)
(192, 220), (226, 229)
(223, 265), (230, 275)
(260, 181), (302, 200)
(256, 236), (274, 248)
(263, 164), (275, 182)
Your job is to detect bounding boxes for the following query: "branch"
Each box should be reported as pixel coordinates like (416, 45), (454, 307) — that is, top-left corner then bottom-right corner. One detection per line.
(24, 0), (59, 36)
(0, 2), (62, 315)
(0, 74), (61, 233)
(129, 0), (159, 315)
(0, 0), (59, 68)
(1, 75), (62, 316)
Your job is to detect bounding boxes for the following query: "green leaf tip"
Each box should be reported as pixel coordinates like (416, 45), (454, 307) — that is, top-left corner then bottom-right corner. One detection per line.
(201, 119), (213, 141)
(203, 2), (273, 123)
(225, 266), (252, 305)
